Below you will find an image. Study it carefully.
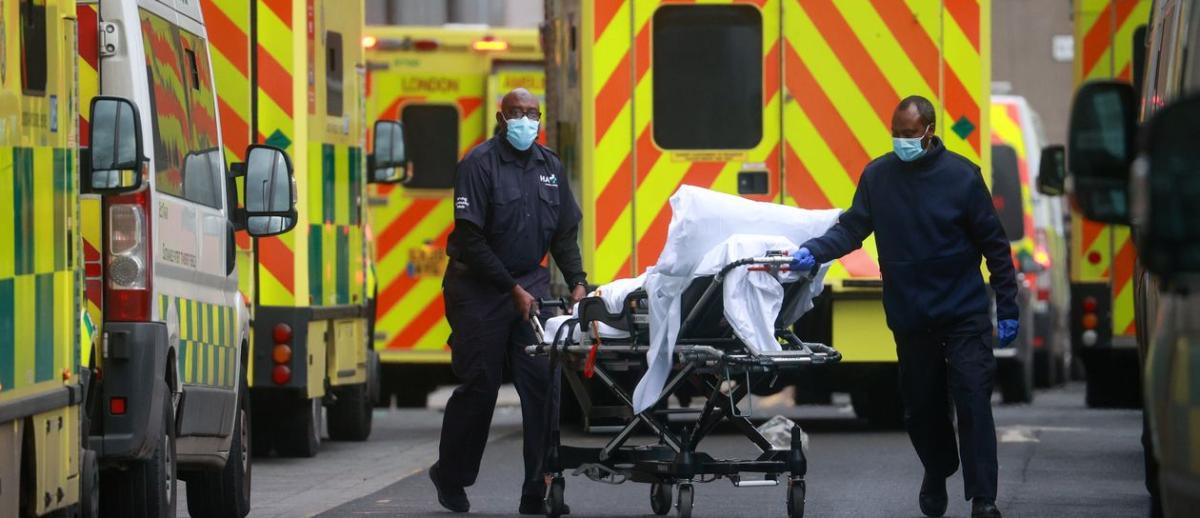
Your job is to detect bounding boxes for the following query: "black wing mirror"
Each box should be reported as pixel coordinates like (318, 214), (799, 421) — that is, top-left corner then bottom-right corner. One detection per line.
(368, 120), (408, 184)
(86, 96), (144, 193)
(1135, 94), (1200, 278)
(1067, 80), (1138, 225)
(234, 145), (298, 237)
(1036, 145), (1066, 196)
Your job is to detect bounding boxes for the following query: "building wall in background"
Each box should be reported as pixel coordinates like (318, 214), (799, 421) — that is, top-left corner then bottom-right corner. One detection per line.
(366, 0), (543, 27)
(992, 0), (1075, 144)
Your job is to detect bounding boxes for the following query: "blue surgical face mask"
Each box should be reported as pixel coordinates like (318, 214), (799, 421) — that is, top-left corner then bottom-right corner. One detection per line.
(505, 116), (539, 151)
(893, 125), (931, 162)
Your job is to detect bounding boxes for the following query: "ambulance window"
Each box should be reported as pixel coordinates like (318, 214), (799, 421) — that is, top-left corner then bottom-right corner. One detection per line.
(991, 144), (1026, 241)
(652, 5), (762, 150)
(326, 31), (344, 117)
(19, 0), (48, 95)
(401, 104), (459, 190)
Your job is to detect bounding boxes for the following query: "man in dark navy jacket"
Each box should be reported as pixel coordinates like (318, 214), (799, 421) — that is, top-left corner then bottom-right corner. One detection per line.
(792, 96), (1017, 518)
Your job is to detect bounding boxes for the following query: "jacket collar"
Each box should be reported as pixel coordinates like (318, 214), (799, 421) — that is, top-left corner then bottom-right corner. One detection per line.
(496, 134), (545, 164)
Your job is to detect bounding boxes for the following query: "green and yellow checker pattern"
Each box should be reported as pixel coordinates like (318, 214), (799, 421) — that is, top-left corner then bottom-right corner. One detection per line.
(159, 296), (238, 389)
(0, 147), (80, 396)
(306, 143), (367, 308)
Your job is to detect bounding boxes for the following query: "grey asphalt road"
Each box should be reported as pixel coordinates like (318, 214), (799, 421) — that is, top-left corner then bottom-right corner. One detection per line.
(317, 383), (1151, 518)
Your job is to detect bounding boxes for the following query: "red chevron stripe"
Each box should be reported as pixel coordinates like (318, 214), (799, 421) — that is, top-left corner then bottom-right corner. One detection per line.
(635, 123), (663, 185)
(944, 0), (980, 52)
(594, 153), (632, 246)
(457, 96), (483, 120)
(218, 98), (250, 161)
(805, 0), (899, 126)
(258, 236), (295, 294)
(635, 22), (651, 81)
(595, 50), (632, 145)
(1082, 0), (1138, 79)
(386, 293), (445, 351)
(377, 199), (439, 259)
(77, 5), (99, 70)
(262, 0), (292, 26)
(763, 40), (781, 107)
(204, 2), (249, 76)
(786, 42), (871, 183)
(380, 95), (425, 121)
(594, 0), (625, 43)
(376, 275), (416, 320)
(785, 143), (833, 209)
(1112, 237), (1136, 297)
(869, 0), (939, 88)
(256, 45), (292, 116)
(1081, 219), (1106, 254)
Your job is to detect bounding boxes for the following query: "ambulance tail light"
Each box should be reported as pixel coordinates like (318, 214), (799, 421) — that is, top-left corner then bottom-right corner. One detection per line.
(413, 39), (439, 51)
(362, 35), (378, 48)
(272, 322), (293, 385)
(105, 189), (152, 322)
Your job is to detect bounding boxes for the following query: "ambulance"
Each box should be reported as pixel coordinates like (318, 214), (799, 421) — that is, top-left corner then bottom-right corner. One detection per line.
(990, 94), (1071, 400)
(1060, 0), (1153, 408)
(362, 26), (545, 406)
(75, 0), (298, 516)
(543, 0), (991, 426)
(0, 0), (100, 515)
(199, 0), (404, 457)
(1063, 0), (1200, 513)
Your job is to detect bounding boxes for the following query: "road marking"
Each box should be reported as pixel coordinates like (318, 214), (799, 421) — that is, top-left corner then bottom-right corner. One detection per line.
(997, 425), (1087, 443)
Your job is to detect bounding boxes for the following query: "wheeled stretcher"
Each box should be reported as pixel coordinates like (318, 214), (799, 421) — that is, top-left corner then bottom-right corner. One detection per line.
(526, 252), (841, 518)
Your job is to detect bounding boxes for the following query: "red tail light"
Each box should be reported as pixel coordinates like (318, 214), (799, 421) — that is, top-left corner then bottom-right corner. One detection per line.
(1082, 296), (1098, 313)
(1037, 287), (1050, 302)
(109, 396), (127, 415)
(105, 189), (152, 321)
(272, 365), (292, 385)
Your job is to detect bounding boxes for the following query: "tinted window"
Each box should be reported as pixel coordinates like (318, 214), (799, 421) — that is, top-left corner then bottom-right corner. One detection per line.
(652, 5), (762, 150)
(140, 9), (224, 209)
(20, 0), (48, 95)
(326, 31), (344, 117)
(991, 144), (1026, 241)
(402, 104), (458, 190)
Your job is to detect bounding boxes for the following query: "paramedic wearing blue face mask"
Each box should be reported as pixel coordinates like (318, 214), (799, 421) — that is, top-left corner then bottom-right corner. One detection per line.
(792, 96), (1017, 518)
(430, 88), (588, 515)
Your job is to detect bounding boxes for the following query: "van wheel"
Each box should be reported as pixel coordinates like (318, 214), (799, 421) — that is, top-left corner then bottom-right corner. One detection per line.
(100, 393), (177, 518)
(185, 373), (252, 517)
(327, 382), (373, 441)
(275, 397), (321, 457)
(80, 449), (99, 518)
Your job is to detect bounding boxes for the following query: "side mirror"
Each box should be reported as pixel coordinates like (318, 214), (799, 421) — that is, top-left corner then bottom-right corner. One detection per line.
(238, 145), (297, 237)
(1036, 145), (1066, 196)
(87, 96), (144, 193)
(1136, 94), (1200, 278)
(1067, 80), (1138, 225)
(368, 120), (407, 184)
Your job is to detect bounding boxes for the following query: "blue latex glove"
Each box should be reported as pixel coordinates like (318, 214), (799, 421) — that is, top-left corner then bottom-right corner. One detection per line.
(791, 247), (816, 271)
(997, 319), (1019, 347)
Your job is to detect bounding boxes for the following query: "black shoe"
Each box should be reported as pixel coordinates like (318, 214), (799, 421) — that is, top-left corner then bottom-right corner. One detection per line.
(429, 463), (470, 513)
(919, 471), (948, 517)
(519, 494), (570, 515)
(972, 498), (1002, 518)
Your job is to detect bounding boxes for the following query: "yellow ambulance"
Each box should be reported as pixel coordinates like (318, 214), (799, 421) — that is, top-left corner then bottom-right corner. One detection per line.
(544, 0), (991, 427)
(0, 0), (101, 515)
(200, 0), (404, 457)
(363, 26), (545, 406)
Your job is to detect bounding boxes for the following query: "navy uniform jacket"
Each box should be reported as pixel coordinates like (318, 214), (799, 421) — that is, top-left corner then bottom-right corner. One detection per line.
(801, 137), (1019, 333)
(447, 135), (585, 293)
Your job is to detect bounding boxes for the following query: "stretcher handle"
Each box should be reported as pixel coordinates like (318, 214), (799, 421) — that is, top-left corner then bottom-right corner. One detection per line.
(538, 297), (572, 310)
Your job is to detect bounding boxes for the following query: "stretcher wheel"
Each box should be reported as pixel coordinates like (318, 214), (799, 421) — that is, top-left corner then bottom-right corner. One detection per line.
(676, 483), (693, 518)
(787, 479), (806, 518)
(545, 477), (566, 518)
(650, 482), (673, 515)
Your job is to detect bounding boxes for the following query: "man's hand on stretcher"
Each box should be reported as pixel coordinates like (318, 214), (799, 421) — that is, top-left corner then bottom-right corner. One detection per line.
(513, 284), (588, 321)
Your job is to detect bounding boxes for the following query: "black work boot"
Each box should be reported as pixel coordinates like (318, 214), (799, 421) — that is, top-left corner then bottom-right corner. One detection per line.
(919, 471), (948, 517)
(429, 463), (470, 513)
(972, 498), (1002, 518)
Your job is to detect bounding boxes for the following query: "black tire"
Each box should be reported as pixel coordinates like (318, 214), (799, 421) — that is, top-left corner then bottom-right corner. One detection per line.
(185, 374), (252, 517)
(327, 382), (373, 441)
(650, 482), (673, 515)
(366, 349), (382, 406)
(100, 393), (177, 518)
(274, 397), (322, 457)
(676, 483), (693, 518)
(80, 449), (99, 518)
(1000, 358), (1034, 404)
(787, 479), (806, 518)
(545, 477), (566, 518)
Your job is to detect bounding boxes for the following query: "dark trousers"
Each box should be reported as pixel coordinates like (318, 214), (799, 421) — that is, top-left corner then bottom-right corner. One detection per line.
(894, 316), (998, 501)
(436, 266), (556, 496)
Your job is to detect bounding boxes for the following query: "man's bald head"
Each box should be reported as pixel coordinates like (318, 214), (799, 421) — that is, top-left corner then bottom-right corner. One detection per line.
(496, 87), (542, 140)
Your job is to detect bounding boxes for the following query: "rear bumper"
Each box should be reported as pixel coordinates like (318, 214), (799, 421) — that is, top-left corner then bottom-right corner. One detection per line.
(89, 322), (170, 462)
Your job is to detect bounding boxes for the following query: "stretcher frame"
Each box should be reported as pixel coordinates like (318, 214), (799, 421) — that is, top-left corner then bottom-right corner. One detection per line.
(526, 254), (842, 518)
